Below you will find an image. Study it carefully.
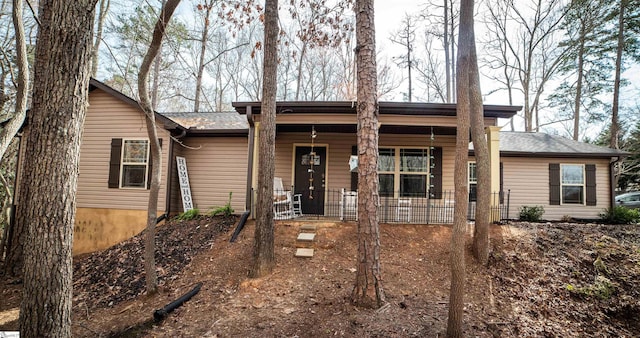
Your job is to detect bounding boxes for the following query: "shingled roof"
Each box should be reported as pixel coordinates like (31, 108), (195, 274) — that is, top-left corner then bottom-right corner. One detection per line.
(481, 131), (629, 158)
(160, 111), (248, 133)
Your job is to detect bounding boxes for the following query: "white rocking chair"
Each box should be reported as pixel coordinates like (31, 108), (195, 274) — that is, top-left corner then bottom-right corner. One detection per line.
(340, 188), (358, 221)
(273, 177), (294, 220)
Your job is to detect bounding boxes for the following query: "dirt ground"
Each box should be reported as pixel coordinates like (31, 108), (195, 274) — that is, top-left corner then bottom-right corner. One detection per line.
(1, 216), (639, 337)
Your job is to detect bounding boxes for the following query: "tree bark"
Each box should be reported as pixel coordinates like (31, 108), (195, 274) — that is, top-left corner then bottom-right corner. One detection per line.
(194, 1), (213, 112)
(91, 0), (110, 77)
(573, 21), (585, 141)
(447, 0), (472, 335)
(444, 0), (451, 103)
(137, 0), (182, 295)
(610, 0), (625, 150)
(351, 0), (386, 309)
(467, 5), (490, 265)
(249, 0), (278, 278)
(17, 0), (98, 336)
(1, 0), (29, 275)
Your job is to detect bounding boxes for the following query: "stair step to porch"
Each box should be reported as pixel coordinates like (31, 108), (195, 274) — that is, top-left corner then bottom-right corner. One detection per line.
(296, 232), (316, 242)
(295, 248), (314, 258)
(299, 224), (317, 232)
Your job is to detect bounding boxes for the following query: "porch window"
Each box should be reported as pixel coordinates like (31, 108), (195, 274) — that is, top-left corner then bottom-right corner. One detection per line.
(468, 162), (477, 201)
(378, 147), (430, 198)
(561, 164), (584, 204)
(378, 148), (395, 197)
(120, 139), (149, 188)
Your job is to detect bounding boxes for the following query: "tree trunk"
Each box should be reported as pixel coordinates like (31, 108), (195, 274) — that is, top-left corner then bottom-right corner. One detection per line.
(610, 0), (625, 150)
(573, 21), (585, 141)
(91, 0), (110, 77)
(468, 8), (490, 266)
(194, 2), (213, 112)
(1, 0), (29, 275)
(137, 0), (182, 295)
(351, 0), (386, 309)
(444, 0), (451, 103)
(449, 0), (456, 100)
(407, 28), (413, 102)
(17, 1), (98, 336)
(294, 42), (308, 101)
(447, 0), (472, 336)
(249, 0), (278, 278)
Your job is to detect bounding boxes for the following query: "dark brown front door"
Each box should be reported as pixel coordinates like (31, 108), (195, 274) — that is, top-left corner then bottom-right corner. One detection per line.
(294, 146), (326, 215)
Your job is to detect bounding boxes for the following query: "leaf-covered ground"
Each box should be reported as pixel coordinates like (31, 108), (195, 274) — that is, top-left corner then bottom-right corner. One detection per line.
(1, 219), (638, 337)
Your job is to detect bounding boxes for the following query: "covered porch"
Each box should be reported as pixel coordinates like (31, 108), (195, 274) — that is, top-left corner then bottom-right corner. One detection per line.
(233, 101), (520, 224)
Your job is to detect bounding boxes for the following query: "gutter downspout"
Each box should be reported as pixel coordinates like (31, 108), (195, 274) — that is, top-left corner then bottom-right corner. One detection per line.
(245, 106), (255, 216)
(165, 127), (187, 218)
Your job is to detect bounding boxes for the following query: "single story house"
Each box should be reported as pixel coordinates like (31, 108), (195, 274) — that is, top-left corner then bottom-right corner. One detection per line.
(13, 79), (628, 254)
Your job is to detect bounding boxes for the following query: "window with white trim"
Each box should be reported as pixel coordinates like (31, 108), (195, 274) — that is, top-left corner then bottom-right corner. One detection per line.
(561, 164), (584, 204)
(120, 139), (149, 188)
(378, 148), (430, 198)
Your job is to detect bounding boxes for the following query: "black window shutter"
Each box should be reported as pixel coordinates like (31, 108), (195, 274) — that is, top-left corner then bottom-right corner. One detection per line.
(430, 147), (443, 199)
(350, 145), (358, 191)
(147, 138), (163, 189)
(585, 164), (596, 206)
(549, 163), (560, 205)
(108, 138), (122, 188)
(500, 162), (504, 204)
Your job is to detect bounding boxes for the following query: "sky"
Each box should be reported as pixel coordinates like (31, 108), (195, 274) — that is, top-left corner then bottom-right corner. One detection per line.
(375, 1), (424, 48)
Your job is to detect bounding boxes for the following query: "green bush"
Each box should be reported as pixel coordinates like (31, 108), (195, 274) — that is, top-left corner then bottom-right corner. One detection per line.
(599, 206), (640, 224)
(518, 205), (545, 222)
(209, 192), (234, 217)
(566, 275), (615, 300)
(175, 208), (200, 221)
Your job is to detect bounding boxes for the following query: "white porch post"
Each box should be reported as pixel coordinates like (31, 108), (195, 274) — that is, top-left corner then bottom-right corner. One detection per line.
(486, 126), (501, 221)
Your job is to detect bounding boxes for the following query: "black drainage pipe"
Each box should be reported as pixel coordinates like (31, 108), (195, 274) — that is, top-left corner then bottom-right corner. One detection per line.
(155, 213), (168, 224)
(230, 210), (251, 243)
(153, 282), (202, 322)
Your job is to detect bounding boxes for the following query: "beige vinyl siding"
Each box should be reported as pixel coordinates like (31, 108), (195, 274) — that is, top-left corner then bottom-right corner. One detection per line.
(268, 113), (498, 128)
(77, 89), (170, 211)
(502, 157), (611, 220)
(178, 136), (248, 213)
(274, 132), (457, 193)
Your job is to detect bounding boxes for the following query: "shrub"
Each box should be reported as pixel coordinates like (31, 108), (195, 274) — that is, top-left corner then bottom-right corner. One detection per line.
(175, 208), (199, 221)
(599, 206), (640, 225)
(518, 205), (545, 222)
(560, 215), (573, 222)
(566, 275), (615, 300)
(209, 192), (234, 217)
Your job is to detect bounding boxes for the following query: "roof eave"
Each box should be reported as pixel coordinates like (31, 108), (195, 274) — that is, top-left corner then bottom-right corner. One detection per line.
(233, 101), (521, 119)
(184, 128), (249, 136)
(497, 151), (630, 158)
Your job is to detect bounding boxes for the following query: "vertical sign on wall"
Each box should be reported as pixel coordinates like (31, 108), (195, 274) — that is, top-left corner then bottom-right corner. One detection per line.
(176, 156), (193, 212)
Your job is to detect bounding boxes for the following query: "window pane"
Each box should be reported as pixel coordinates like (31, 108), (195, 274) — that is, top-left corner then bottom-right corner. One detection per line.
(122, 165), (146, 188)
(400, 174), (426, 197)
(379, 174), (394, 197)
(469, 183), (477, 202)
(563, 186), (584, 204)
(562, 165), (583, 184)
(400, 149), (427, 172)
(468, 162), (477, 183)
(378, 148), (395, 172)
(123, 140), (148, 163)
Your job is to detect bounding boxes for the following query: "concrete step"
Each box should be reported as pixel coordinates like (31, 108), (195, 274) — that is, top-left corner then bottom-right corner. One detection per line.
(295, 248), (314, 258)
(299, 224), (317, 232)
(296, 232), (316, 242)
